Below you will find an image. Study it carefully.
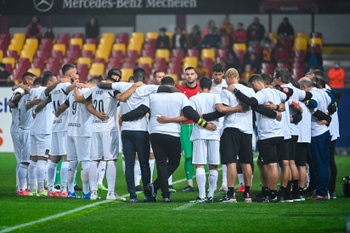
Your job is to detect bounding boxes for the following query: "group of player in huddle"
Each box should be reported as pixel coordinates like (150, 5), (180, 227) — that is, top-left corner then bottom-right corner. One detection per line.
(9, 62), (339, 203)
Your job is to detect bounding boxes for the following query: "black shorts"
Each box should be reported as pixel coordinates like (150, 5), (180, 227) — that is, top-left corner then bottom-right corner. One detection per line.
(220, 128), (253, 164)
(258, 137), (284, 165)
(289, 135), (298, 161)
(279, 139), (291, 161)
(295, 142), (309, 166)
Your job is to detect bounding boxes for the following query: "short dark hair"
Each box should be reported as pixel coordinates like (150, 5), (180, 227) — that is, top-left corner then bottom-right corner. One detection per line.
(22, 72), (36, 81)
(42, 73), (56, 86)
(261, 73), (273, 85)
(0, 63), (6, 69)
(199, 77), (212, 89)
(212, 63), (225, 73)
(248, 74), (264, 83)
(88, 77), (101, 84)
(159, 27), (166, 32)
(161, 76), (174, 85)
(33, 77), (43, 86)
(107, 67), (122, 81)
(133, 68), (146, 82)
(62, 64), (76, 75)
(274, 67), (290, 83)
(185, 66), (197, 73)
(39, 70), (53, 78)
(153, 70), (163, 78)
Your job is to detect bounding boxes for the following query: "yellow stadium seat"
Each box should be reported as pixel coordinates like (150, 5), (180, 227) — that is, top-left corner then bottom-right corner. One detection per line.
(70, 38), (83, 49)
(293, 39), (307, 51)
(20, 50), (34, 62)
(28, 68), (41, 77)
(2, 57), (16, 68)
(201, 48), (216, 62)
(53, 44), (66, 55)
(89, 63), (105, 77)
(131, 32), (144, 43)
(138, 56), (153, 67)
(121, 68), (134, 82)
(95, 50), (110, 62)
(8, 43), (22, 54)
(309, 37), (322, 47)
(23, 44), (37, 55)
(82, 44), (96, 55)
(0, 50), (3, 62)
(127, 42), (142, 54)
(183, 56), (198, 69)
(233, 43), (247, 52)
(167, 73), (179, 84)
(13, 33), (26, 44)
(77, 57), (92, 68)
(25, 38), (38, 50)
(268, 32), (277, 45)
(155, 49), (170, 62)
(101, 33), (115, 46)
(146, 32), (159, 40)
(112, 43), (126, 55)
(97, 43), (112, 53)
(166, 32), (173, 41)
(295, 32), (307, 40)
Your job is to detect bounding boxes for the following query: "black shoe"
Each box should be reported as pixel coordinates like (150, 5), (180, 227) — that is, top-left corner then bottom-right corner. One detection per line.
(145, 183), (157, 198)
(254, 193), (266, 202)
(182, 185), (194, 192)
(206, 196), (214, 203)
(144, 196), (156, 202)
(304, 188), (315, 197)
(135, 185), (143, 191)
(263, 196), (278, 203)
(54, 184), (61, 190)
(74, 184), (82, 191)
(163, 197), (171, 203)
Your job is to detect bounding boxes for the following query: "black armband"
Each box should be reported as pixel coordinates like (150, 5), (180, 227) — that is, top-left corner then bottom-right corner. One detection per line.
(291, 112), (302, 124)
(202, 110), (225, 121)
(234, 90), (258, 106)
(122, 104), (150, 121)
(252, 105), (277, 119)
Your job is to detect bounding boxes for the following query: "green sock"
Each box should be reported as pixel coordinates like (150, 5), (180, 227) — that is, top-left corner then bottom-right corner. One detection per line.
(184, 158), (194, 181)
(55, 160), (62, 185)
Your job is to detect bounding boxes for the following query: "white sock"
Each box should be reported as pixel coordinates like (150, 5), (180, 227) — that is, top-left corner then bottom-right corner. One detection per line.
(222, 164), (227, 186)
(16, 163), (20, 190)
(36, 160), (46, 192)
(188, 179), (193, 187)
(168, 175), (173, 186)
(134, 160), (141, 186)
(45, 160), (49, 183)
(18, 163), (28, 191)
(196, 168), (206, 199)
(47, 161), (57, 191)
(238, 173), (244, 185)
(149, 159), (155, 182)
(89, 161), (99, 192)
(97, 161), (106, 185)
(106, 160), (116, 192)
(61, 161), (69, 193)
(28, 161), (37, 192)
(208, 170), (218, 198)
(81, 161), (91, 194)
(68, 161), (78, 193)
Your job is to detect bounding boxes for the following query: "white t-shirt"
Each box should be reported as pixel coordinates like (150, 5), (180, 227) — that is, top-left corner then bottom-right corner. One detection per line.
(66, 89), (92, 137)
(297, 101), (311, 143)
(324, 87), (340, 141)
(50, 82), (71, 132)
(276, 89), (291, 140)
(254, 88), (286, 140)
(221, 84), (255, 134)
(18, 94), (32, 130)
(310, 88), (331, 137)
(189, 93), (221, 141)
(30, 86), (53, 135)
(83, 86), (119, 132)
(211, 79), (228, 95)
(10, 90), (20, 133)
(282, 83), (307, 136)
(121, 85), (158, 131)
(148, 92), (191, 137)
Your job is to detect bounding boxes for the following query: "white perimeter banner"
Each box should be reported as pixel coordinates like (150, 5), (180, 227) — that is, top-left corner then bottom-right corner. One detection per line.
(0, 88), (14, 152)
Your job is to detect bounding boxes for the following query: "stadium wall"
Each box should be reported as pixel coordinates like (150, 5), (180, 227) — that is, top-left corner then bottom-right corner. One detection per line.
(1, 87), (349, 153)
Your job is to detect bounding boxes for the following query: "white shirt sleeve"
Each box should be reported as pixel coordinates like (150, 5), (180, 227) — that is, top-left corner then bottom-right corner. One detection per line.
(254, 90), (267, 105)
(220, 90), (230, 106)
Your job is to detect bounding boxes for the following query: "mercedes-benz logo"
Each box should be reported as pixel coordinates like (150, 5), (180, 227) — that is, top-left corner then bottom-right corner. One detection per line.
(33, 0), (54, 12)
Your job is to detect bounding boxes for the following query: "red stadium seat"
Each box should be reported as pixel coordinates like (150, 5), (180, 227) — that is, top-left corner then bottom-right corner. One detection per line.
(6, 50), (19, 60)
(108, 57), (122, 68)
(77, 64), (89, 83)
(261, 62), (274, 75)
(116, 33), (129, 46)
(187, 48), (199, 58)
(63, 57), (76, 65)
(85, 38), (97, 45)
(171, 49), (185, 59)
(72, 33), (84, 39)
(32, 57), (46, 70)
(56, 33), (70, 47)
(94, 57), (106, 64)
(81, 50), (94, 59)
(217, 49), (227, 61)
(111, 50), (125, 60)
(126, 50), (139, 61)
(66, 49), (80, 60)
(51, 50), (63, 60)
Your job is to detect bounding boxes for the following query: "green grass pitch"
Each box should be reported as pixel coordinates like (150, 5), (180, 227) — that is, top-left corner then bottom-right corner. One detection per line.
(0, 152), (350, 233)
